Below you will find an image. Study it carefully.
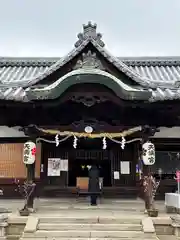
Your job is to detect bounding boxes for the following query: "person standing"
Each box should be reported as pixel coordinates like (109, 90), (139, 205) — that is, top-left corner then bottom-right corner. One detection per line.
(88, 164), (100, 206)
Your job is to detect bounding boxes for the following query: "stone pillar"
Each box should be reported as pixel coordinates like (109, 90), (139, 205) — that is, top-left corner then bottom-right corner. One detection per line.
(0, 214), (8, 240)
(171, 216), (180, 237)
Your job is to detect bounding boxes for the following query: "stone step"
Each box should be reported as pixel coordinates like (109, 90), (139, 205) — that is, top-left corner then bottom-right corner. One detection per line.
(39, 216), (141, 224)
(7, 235), (20, 240)
(157, 236), (179, 240)
(38, 223), (142, 231)
(23, 230), (149, 238)
(21, 238), (157, 240)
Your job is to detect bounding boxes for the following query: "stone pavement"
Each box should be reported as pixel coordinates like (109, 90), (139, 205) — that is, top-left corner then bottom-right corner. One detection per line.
(0, 197), (167, 214)
(158, 237), (180, 240)
(0, 198), (179, 239)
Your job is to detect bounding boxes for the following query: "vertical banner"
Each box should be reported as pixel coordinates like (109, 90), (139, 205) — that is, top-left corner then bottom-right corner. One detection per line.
(47, 158), (61, 176)
(113, 171), (120, 179)
(120, 161), (130, 174)
(60, 159), (68, 171)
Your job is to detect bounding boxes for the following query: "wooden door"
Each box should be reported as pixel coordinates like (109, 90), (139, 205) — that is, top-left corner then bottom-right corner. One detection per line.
(68, 149), (112, 187)
(111, 144), (136, 186)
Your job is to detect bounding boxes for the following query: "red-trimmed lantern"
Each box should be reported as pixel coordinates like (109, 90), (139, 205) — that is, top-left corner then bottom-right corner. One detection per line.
(23, 141), (36, 164)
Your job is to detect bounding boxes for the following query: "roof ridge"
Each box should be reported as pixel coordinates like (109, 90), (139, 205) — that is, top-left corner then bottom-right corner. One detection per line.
(0, 56), (60, 60)
(119, 56), (180, 60)
(0, 56), (180, 69)
(1, 56), (180, 61)
(0, 57), (59, 67)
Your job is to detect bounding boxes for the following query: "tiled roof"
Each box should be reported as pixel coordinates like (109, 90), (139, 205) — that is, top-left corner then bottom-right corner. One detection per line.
(1, 57), (180, 85)
(1, 58), (180, 102)
(0, 22), (180, 102)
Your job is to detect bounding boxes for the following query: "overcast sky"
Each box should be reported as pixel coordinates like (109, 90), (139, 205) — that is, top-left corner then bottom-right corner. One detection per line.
(0, 0), (179, 57)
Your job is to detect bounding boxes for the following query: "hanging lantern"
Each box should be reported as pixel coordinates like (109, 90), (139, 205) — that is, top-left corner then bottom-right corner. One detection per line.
(142, 141), (155, 165)
(23, 141), (36, 165)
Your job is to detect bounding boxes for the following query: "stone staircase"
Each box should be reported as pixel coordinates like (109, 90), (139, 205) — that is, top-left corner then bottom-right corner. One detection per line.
(21, 215), (157, 240)
(41, 186), (138, 199)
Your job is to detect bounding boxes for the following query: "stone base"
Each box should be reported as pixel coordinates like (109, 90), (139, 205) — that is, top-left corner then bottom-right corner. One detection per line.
(0, 214), (8, 240)
(165, 193), (180, 213)
(170, 216), (180, 236)
(152, 217), (174, 235)
(166, 206), (180, 213)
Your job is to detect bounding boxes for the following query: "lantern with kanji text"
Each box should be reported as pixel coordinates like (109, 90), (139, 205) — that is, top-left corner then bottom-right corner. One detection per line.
(142, 141), (155, 165)
(23, 141), (36, 165)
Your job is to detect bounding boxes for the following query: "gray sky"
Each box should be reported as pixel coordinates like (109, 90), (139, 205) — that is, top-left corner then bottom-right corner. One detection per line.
(0, 0), (179, 57)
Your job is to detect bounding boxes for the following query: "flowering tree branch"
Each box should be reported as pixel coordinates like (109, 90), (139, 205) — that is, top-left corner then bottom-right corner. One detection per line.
(143, 175), (160, 209)
(14, 179), (36, 210)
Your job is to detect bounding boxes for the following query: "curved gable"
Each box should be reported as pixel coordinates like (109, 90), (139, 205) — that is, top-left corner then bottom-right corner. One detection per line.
(27, 69), (151, 101)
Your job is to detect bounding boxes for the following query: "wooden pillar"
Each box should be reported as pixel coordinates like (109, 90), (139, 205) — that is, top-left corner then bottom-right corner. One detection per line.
(24, 137), (36, 210)
(141, 125), (157, 210)
(23, 126), (38, 209)
(26, 162), (35, 209)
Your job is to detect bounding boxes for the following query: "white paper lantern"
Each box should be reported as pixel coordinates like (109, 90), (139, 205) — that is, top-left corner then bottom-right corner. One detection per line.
(142, 142), (155, 165)
(23, 141), (36, 165)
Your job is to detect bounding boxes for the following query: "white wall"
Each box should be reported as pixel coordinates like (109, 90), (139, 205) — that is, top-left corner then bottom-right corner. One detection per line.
(153, 127), (180, 138)
(0, 126), (27, 137)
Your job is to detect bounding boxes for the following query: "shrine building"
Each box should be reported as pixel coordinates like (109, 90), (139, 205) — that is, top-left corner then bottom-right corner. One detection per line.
(0, 22), (180, 198)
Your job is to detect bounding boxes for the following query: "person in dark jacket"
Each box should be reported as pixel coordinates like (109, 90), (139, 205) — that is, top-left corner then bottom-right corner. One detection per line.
(88, 164), (100, 206)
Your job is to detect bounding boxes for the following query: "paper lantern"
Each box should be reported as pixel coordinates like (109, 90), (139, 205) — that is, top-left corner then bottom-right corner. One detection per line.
(23, 141), (36, 164)
(142, 142), (155, 165)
